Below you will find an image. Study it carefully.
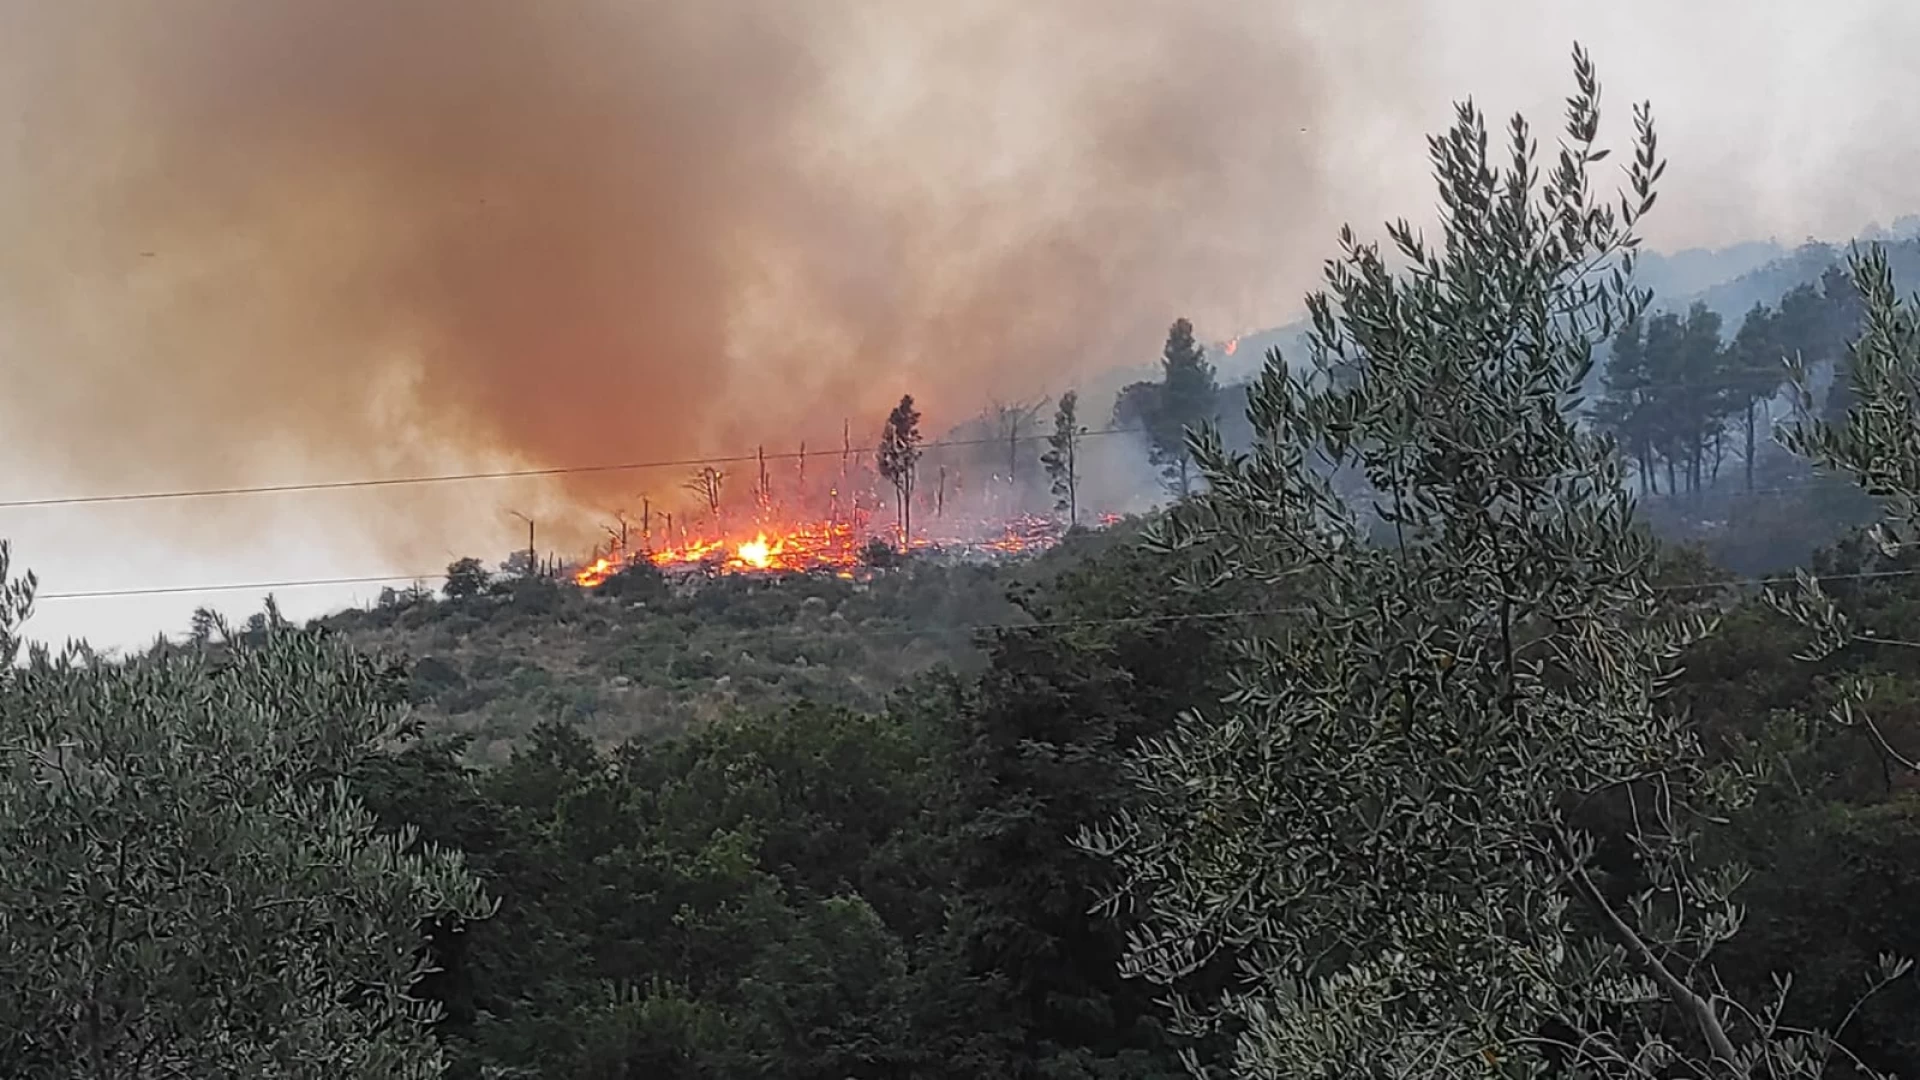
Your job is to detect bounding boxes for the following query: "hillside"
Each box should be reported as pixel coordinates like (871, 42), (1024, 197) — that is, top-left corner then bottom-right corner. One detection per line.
(310, 528), (1143, 762)
(27, 322), (1920, 1080)
(312, 491), (1920, 1079)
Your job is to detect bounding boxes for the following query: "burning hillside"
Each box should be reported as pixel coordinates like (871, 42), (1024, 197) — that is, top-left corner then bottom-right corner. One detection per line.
(573, 511), (1098, 587)
(562, 392), (1132, 587)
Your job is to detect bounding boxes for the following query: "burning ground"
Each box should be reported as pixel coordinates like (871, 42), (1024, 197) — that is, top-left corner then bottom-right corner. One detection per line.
(567, 424), (1131, 587)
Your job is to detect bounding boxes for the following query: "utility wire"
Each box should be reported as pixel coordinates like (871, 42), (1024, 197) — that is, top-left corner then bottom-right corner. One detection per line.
(20, 477), (1909, 601)
(0, 361), (1861, 511)
(36, 574), (441, 601)
(31, 561), (1920, 609)
(0, 428), (1134, 511)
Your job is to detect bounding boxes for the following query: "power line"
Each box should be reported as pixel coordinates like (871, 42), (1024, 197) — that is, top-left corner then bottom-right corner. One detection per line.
(0, 428), (1136, 511)
(20, 475), (1906, 602)
(0, 361), (1860, 512)
(29, 560), (1920, 610)
(37, 573), (445, 601)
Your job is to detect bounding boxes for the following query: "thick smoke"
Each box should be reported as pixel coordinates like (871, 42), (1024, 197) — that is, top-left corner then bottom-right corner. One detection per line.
(0, 0), (1342, 552)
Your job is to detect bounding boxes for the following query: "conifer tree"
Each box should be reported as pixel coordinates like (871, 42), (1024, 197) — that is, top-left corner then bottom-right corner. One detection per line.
(1149, 319), (1218, 498)
(1040, 391), (1087, 524)
(877, 395), (924, 545)
(1727, 300), (1786, 490)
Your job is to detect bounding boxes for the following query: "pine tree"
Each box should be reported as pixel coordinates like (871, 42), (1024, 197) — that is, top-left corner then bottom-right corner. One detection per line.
(876, 395), (923, 545)
(1672, 301), (1731, 492)
(1040, 391), (1087, 525)
(1816, 262), (1870, 423)
(1148, 318), (1218, 498)
(1596, 315), (1659, 492)
(1726, 301), (1785, 490)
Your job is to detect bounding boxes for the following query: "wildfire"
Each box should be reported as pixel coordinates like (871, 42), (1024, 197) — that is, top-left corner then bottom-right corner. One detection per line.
(574, 555), (619, 587)
(572, 518), (864, 587)
(569, 512), (1110, 589)
(737, 534), (772, 568)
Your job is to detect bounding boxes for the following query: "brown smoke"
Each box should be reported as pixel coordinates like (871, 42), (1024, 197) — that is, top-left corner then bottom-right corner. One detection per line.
(0, 1), (1339, 551)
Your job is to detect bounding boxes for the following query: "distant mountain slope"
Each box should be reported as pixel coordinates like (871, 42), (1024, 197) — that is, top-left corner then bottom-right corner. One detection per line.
(1636, 240), (1791, 302)
(1209, 237), (1812, 381)
(1206, 220), (1920, 384)
(1681, 232), (1920, 323)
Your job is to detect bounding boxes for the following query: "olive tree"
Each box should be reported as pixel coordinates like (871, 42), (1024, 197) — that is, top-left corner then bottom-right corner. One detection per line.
(0, 545), (493, 1078)
(1082, 47), (1904, 1080)
(1774, 245), (1920, 732)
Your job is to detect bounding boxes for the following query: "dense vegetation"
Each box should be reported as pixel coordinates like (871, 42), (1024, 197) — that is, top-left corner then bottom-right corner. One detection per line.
(316, 559), (1023, 762)
(39, 505), (1915, 1078)
(5, 48), (1920, 1079)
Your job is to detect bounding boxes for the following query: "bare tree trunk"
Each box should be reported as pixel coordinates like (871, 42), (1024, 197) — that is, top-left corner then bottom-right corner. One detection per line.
(1067, 438), (1078, 525)
(1744, 400), (1757, 492)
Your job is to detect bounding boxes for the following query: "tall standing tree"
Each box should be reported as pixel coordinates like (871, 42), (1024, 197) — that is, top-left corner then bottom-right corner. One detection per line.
(0, 543), (494, 1076)
(877, 395), (924, 545)
(1671, 300), (1733, 492)
(1814, 262), (1871, 423)
(1082, 48), (1901, 1079)
(1040, 391), (1087, 525)
(1640, 310), (1690, 493)
(1149, 318), (1219, 498)
(1596, 314), (1659, 492)
(1726, 300), (1786, 490)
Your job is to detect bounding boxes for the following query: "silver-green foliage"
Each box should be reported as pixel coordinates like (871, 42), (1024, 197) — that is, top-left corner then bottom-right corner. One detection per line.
(0, 546), (494, 1078)
(1773, 247), (1920, 778)
(1081, 47), (1899, 1080)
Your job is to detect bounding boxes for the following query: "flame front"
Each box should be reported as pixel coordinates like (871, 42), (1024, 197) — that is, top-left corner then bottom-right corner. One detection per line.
(574, 556), (620, 588)
(563, 435), (1128, 590)
(570, 512), (1115, 589)
(737, 534), (773, 569)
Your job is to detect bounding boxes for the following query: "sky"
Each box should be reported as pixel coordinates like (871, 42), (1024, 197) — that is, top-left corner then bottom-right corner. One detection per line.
(0, 0), (1915, 653)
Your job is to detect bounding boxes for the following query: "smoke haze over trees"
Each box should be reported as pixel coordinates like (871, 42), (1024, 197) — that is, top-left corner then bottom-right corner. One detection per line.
(6, 26), (1920, 1076)
(8, 0), (1920, 648)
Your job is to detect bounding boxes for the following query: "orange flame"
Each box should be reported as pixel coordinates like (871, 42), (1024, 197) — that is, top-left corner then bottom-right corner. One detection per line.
(737, 534), (773, 569)
(569, 511), (1116, 589)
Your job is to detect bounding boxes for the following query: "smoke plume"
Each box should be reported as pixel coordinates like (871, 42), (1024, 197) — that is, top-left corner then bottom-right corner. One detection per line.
(0, 0), (1347, 551)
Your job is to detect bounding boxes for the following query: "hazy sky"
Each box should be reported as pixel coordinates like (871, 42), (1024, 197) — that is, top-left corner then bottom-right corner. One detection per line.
(0, 0), (1914, 653)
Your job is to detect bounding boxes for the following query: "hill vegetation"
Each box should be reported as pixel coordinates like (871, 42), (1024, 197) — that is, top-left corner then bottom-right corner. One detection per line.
(313, 558), (1025, 762)
(5, 46), (1920, 1080)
